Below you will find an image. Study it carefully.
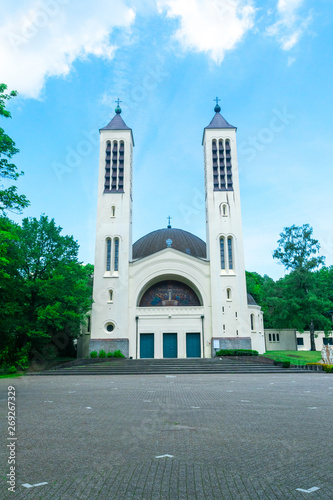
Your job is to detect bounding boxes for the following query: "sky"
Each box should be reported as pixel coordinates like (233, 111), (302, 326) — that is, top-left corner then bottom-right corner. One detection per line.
(1, 0), (333, 280)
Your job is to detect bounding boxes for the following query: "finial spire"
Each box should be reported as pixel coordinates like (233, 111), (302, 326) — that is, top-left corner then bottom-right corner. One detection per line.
(167, 216), (172, 228)
(214, 96), (221, 113)
(115, 98), (122, 114)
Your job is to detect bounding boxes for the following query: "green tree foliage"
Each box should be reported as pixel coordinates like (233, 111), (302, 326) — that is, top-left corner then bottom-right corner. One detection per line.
(273, 224), (325, 272)
(272, 224), (332, 350)
(0, 83), (29, 214)
(0, 215), (93, 367)
(0, 217), (26, 367)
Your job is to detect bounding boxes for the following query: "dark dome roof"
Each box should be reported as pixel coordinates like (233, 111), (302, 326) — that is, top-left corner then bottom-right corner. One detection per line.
(133, 228), (206, 260)
(247, 293), (258, 306)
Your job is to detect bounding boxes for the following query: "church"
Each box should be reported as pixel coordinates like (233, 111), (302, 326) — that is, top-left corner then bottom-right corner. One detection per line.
(89, 101), (265, 358)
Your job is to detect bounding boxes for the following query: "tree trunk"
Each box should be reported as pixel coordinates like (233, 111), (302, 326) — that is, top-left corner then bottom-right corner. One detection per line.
(310, 319), (316, 351)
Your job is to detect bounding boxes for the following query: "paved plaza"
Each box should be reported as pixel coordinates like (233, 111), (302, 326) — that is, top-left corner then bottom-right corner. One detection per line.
(1, 372), (332, 499)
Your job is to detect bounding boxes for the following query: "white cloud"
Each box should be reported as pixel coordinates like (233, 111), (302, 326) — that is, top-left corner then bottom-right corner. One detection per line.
(157, 0), (255, 63)
(0, 0), (135, 98)
(277, 0), (303, 15)
(267, 0), (312, 51)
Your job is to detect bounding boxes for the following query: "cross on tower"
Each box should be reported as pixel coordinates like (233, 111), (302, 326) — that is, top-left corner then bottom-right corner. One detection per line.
(115, 98), (122, 107)
(214, 97), (221, 106)
(167, 216), (172, 228)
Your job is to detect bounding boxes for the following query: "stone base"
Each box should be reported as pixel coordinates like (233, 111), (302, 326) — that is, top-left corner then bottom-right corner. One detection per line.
(89, 339), (129, 358)
(211, 337), (252, 357)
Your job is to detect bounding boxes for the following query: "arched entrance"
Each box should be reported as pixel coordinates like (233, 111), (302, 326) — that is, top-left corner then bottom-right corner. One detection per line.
(137, 278), (204, 359)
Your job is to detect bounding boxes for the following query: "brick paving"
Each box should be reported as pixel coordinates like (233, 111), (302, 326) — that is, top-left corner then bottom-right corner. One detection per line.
(0, 373), (332, 499)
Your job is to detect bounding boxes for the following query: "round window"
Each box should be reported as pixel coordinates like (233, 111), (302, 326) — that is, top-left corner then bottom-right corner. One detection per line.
(106, 323), (114, 332)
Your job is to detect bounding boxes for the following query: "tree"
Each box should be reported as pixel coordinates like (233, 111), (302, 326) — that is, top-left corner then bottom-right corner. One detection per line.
(273, 224), (331, 350)
(0, 83), (29, 214)
(0, 215), (93, 367)
(245, 271), (277, 328)
(0, 216), (26, 367)
(17, 215), (93, 357)
(273, 224), (325, 272)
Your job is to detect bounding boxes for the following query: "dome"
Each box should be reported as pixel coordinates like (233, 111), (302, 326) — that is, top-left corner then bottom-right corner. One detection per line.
(247, 293), (258, 306)
(133, 228), (206, 260)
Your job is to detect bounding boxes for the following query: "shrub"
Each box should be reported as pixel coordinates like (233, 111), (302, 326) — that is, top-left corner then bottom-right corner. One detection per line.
(106, 352), (114, 358)
(16, 355), (29, 370)
(98, 350), (106, 358)
(8, 366), (17, 374)
(306, 362), (333, 372)
(113, 350), (125, 358)
(216, 349), (258, 357)
(282, 361), (290, 368)
(90, 351), (97, 358)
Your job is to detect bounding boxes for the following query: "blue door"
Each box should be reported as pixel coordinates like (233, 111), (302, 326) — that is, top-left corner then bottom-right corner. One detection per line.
(186, 333), (201, 358)
(140, 334), (154, 358)
(163, 333), (177, 358)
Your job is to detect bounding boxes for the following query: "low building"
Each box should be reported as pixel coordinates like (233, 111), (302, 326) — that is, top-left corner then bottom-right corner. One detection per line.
(265, 329), (333, 351)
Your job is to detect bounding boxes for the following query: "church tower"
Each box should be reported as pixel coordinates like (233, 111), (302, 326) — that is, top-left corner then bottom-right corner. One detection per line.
(203, 100), (250, 347)
(90, 103), (134, 353)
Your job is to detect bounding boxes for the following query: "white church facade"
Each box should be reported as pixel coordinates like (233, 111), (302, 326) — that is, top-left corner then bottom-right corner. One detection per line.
(89, 101), (265, 358)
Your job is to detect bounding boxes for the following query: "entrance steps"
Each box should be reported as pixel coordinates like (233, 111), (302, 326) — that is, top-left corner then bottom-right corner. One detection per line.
(29, 357), (308, 376)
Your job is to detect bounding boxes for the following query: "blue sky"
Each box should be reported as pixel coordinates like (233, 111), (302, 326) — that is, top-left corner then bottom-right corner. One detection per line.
(1, 0), (333, 280)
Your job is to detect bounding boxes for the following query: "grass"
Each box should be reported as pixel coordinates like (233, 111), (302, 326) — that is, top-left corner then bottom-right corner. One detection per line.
(0, 373), (23, 379)
(263, 350), (322, 366)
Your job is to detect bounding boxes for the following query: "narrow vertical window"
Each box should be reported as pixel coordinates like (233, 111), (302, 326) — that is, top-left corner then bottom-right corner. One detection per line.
(225, 140), (233, 190)
(227, 288), (231, 300)
(251, 314), (254, 331)
(111, 141), (118, 191)
(118, 142), (124, 192)
(106, 238), (111, 271)
(87, 315), (91, 333)
(104, 141), (111, 191)
(114, 238), (119, 272)
(228, 237), (233, 270)
(269, 333), (272, 342)
(218, 139), (225, 189)
(220, 237), (225, 270)
(111, 206), (116, 217)
(212, 140), (219, 189)
(108, 289), (113, 302)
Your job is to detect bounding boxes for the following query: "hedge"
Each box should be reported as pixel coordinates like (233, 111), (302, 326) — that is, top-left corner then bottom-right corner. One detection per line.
(307, 363), (333, 373)
(215, 349), (258, 357)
